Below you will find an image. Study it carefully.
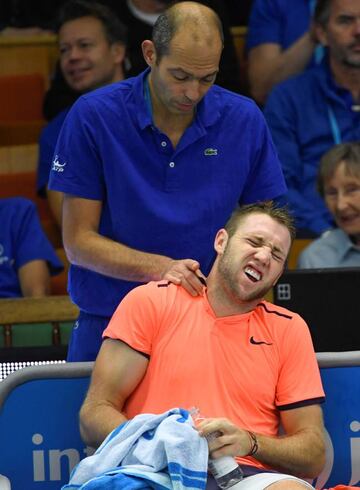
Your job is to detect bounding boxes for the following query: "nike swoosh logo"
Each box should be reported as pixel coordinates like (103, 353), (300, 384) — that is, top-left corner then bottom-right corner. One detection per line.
(250, 336), (273, 346)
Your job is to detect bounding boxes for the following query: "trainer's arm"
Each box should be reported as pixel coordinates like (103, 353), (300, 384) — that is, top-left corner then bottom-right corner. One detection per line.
(47, 188), (63, 229)
(197, 404), (325, 478)
(248, 32), (316, 105)
(80, 338), (149, 447)
(62, 194), (205, 296)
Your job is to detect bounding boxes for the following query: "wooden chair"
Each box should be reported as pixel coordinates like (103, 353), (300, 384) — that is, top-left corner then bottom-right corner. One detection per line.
(287, 238), (314, 269)
(0, 73), (46, 145)
(0, 296), (78, 349)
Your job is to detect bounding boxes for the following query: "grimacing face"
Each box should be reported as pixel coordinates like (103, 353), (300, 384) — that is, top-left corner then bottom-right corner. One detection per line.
(59, 16), (124, 92)
(215, 213), (291, 305)
(318, 0), (360, 68)
(324, 161), (360, 243)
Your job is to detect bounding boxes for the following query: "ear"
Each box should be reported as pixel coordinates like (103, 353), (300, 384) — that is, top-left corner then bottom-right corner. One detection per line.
(315, 24), (328, 46)
(142, 40), (157, 67)
(111, 42), (126, 64)
(214, 229), (228, 255)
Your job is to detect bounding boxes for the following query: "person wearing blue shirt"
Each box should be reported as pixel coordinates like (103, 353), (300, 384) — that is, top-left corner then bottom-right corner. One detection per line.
(298, 142), (360, 268)
(49, 2), (286, 362)
(264, 0), (360, 236)
(246, 0), (319, 104)
(37, 0), (127, 227)
(0, 197), (63, 298)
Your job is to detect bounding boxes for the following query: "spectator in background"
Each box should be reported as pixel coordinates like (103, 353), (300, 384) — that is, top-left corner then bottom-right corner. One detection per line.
(246, 0), (319, 105)
(0, 0), (64, 35)
(49, 2), (286, 362)
(37, 0), (126, 228)
(223, 0), (253, 26)
(43, 0), (241, 120)
(264, 0), (360, 237)
(0, 197), (63, 298)
(298, 142), (360, 268)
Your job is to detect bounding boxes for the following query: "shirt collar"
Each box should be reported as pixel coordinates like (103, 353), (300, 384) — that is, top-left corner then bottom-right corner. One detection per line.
(317, 54), (356, 109)
(133, 68), (222, 132)
(331, 228), (360, 260)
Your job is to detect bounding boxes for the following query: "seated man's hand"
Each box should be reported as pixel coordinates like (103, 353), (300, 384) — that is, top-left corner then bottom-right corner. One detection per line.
(196, 417), (253, 458)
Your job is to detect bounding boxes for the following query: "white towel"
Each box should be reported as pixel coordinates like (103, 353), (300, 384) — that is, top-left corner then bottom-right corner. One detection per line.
(62, 407), (209, 490)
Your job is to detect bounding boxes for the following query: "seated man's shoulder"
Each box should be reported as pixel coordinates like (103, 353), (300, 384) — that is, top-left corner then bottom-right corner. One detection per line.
(41, 108), (70, 144)
(266, 65), (323, 103)
(0, 196), (35, 215)
(297, 229), (350, 268)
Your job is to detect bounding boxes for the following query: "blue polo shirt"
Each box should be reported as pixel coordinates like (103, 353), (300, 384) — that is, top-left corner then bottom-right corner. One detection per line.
(49, 69), (286, 317)
(36, 108), (70, 196)
(0, 197), (63, 298)
(264, 58), (360, 235)
(297, 229), (360, 269)
(246, 0), (311, 51)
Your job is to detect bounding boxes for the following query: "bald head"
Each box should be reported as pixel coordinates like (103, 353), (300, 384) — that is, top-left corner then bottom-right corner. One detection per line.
(152, 1), (224, 62)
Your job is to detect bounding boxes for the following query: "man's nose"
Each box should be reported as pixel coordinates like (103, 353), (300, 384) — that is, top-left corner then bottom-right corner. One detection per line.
(353, 18), (360, 36)
(254, 247), (271, 265)
(66, 46), (82, 61)
(336, 192), (350, 212)
(184, 80), (201, 102)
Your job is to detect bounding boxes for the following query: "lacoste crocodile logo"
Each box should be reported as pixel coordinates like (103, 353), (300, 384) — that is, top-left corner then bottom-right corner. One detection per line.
(204, 148), (218, 156)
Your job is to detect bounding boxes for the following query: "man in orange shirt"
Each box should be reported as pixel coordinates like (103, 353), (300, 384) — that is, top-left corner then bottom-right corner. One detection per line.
(79, 202), (326, 490)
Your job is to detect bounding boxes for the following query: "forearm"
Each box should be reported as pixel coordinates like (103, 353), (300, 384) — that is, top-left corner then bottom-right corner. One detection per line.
(249, 33), (316, 104)
(64, 229), (173, 283)
(80, 400), (128, 448)
(251, 428), (325, 478)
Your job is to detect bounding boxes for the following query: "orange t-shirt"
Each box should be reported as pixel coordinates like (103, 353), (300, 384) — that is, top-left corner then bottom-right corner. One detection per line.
(104, 281), (325, 470)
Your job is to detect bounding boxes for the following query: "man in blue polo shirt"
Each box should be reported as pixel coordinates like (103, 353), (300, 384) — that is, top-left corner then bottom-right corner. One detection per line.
(264, 0), (360, 236)
(246, 0), (319, 104)
(37, 0), (126, 227)
(0, 197), (63, 298)
(49, 1), (286, 362)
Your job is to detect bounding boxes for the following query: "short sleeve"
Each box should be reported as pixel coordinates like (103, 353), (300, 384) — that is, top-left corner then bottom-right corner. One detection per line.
(276, 314), (325, 408)
(48, 97), (105, 200)
(103, 283), (166, 356)
(12, 198), (63, 276)
(241, 105), (287, 203)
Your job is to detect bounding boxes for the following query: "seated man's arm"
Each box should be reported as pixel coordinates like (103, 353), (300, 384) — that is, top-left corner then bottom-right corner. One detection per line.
(248, 32), (316, 105)
(80, 338), (149, 448)
(197, 404), (325, 478)
(18, 259), (51, 297)
(62, 194), (205, 296)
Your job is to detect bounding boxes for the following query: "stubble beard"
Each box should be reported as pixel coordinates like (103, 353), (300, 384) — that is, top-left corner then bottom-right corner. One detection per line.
(217, 254), (271, 305)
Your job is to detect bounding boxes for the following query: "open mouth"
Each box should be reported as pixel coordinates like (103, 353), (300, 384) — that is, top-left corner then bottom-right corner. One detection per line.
(244, 266), (261, 282)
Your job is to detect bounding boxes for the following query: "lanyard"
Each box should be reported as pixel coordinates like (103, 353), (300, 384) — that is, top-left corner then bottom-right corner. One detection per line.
(144, 75), (153, 118)
(327, 105), (342, 145)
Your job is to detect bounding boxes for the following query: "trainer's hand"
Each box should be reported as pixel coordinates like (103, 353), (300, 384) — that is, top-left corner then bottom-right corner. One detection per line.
(196, 417), (253, 458)
(162, 259), (206, 296)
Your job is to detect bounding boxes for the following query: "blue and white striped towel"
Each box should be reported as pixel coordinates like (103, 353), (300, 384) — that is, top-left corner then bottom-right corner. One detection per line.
(62, 407), (209, 490)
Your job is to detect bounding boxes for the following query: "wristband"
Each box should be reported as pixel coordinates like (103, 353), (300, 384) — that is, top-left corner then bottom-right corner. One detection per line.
(247, 431), (258, 456)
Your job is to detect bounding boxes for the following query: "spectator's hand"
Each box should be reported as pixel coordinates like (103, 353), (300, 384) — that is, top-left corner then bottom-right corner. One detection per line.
(196, 417), (253, 458)
(162, 259), (206, 297)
